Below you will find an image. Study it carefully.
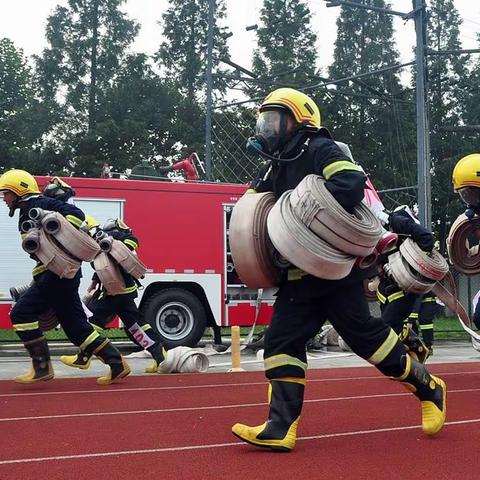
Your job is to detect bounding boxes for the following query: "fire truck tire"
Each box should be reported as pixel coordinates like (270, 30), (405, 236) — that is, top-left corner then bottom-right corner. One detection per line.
(143, 288), (207, 348)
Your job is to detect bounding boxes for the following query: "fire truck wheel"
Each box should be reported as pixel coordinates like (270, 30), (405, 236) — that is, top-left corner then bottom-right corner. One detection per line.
(143, 288), (207, 348)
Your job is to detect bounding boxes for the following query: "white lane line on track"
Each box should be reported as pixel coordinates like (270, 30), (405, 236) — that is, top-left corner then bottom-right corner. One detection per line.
(1, 417), (480, 465)
(1, 387), (479, 423)
(0, 369), (478, 398)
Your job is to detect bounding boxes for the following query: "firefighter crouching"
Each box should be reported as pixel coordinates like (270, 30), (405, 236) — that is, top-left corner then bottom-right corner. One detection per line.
(61, 218), (166, 373)
(231, 88), (446, 452)
(0, 169), (130, 385)
(375, 205), (433, 363)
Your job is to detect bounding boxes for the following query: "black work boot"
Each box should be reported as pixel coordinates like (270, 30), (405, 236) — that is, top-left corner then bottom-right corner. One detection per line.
(93, 340), (131, 385)
(145, 343), (166, 374)
(399, 324), (430, 364)
(396, 355), (446, 435)
(15, 336), (54, 384)
(232, 378), (305, 452)
(60, 351), (92, 369)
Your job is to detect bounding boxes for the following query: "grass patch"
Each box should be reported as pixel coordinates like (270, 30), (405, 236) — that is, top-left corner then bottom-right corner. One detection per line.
(433, 317), (470, 341)
(0, 320), (470, 343)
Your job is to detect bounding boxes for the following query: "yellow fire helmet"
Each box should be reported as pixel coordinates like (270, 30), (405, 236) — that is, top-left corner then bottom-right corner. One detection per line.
(452, 153), (480, 191)
(0, 169), (40, 197)
(84, 214), (100, 230)
(260, 88), (321, 128)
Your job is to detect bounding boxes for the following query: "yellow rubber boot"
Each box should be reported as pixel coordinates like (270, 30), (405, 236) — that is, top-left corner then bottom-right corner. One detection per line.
(15, 337), (54, 384)
(93, 340), (131, 385)
(144, 346), (167, 373)
(97, 358), (131, 385)
(397, 355), (446, 435)
(232, 377), (305, 452)
(60, 351), (92, 370)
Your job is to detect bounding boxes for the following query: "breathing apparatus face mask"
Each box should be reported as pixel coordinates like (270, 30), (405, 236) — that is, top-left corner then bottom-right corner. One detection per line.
(246, 110), (298, 160)
(459, 187), (480, 209)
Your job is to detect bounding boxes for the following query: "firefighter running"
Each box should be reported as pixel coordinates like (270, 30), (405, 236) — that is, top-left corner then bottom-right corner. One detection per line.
(60, 218), (166, 373)
(0, 169), (130, 385)
(231, 88), (446, 452)
(407, 294), (441, 354)
(375, 205), (433, 363)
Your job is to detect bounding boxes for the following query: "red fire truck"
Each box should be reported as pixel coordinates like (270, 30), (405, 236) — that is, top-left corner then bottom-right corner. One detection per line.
(0, 176), (275, 347)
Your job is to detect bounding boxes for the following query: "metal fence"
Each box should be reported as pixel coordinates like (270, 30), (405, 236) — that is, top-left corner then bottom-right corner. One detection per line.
(211, 104), (259, 184)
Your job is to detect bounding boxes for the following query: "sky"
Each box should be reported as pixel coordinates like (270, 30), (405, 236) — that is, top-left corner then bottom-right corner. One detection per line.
(1, 0), (479, 94)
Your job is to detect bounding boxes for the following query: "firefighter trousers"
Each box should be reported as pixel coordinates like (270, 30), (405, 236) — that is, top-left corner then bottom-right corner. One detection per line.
(418, 301), (439, 347)
(378, 277), (419, 334)
(10, 271), (107, 353)
(263, 279), (407, 380)
(89, 292), (162, 348)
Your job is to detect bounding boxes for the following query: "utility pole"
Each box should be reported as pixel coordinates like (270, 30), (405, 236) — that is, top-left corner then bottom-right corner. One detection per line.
(413, 0), (430, 228)
(324, 0), (431, 227)
(205, 0), (215, 180)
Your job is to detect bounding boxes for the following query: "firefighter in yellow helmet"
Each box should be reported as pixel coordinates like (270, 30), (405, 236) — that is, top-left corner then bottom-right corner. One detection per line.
(0, 169), (130, 385)
(246, 87), (321, 162)
(61, 217), (166, 374)
(232, 88), (446, 451)
(452, 153), (480, 219)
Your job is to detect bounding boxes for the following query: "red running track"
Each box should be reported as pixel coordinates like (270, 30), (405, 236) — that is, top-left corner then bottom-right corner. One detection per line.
(0, 362), (479, 480)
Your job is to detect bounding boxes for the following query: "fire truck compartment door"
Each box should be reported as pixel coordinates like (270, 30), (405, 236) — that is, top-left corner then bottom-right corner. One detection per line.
(0, 206), (39, 300)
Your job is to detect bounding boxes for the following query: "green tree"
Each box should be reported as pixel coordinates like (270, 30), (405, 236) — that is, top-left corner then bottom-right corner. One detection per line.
(427, 0), (471, 251)
(326, 0), (416, 210)
(0, 38), (48, 173)
(157, 0), (230, 101)
(72, 54), (179, 177)
(461, 32), (480, 158)
(33, 0), (143, 176)
(248, 0), (318, 97)
(36, 0), (139, 131)
(156, 0), (230, 158)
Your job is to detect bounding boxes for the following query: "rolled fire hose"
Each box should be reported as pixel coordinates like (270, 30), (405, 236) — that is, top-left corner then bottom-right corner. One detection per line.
(385, 239), (449, 295)
(447, 213), (480, 275)
(376, 230), (398, 254)
(96, 231), (113, 252)
(229, 192), (285, 289)
(355, 250), (378, 270)
(108, 239), (147, 280)
(289, 175), (382, 257)
(39, 211), (100, 262)
(22, 228), (81, 279)
(399, 238), (449, 281)
(158, 346), (209, 373)
(93, 252), (126, 295)
(385, 251), (436, 295)
(268, 191), (356, 280)
(338, 336), (353, 352)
